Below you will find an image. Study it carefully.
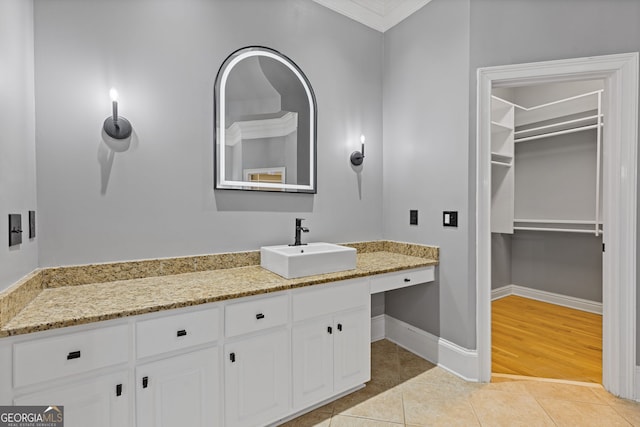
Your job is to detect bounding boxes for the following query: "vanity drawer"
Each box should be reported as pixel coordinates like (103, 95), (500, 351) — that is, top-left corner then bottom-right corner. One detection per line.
(370, 266), (434, 294)
(293, 278), (368, 322)
(136, 306), (220, 359)
(13, 324), (129, 388)
(225, 294), (289, 338)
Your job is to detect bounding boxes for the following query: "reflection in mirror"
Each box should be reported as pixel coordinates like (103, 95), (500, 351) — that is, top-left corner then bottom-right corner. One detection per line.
(215, 46), (317, 193)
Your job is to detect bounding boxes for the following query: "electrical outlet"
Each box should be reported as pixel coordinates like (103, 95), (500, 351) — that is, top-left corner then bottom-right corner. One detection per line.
(443, 211), (458, 227)
(409, 210), (418, 225)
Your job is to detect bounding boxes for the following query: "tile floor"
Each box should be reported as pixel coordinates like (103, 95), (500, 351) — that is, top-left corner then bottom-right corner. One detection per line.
(282, 339), (640, 426)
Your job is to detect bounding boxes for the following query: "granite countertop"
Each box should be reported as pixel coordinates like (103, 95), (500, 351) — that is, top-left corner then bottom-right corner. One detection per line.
(0, 245), (438, 337)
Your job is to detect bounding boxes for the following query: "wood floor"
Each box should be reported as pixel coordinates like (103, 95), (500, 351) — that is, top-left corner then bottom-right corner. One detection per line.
(492, 295), (602, 383)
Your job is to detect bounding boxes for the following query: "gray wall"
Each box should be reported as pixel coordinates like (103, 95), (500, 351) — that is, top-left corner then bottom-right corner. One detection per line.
(468, 0), (640, 363)
(491, 234), (511, 290)
(382, 0), (472, 347)
(34, 0), (383, 267)
(0, 0), (38, 291)
(512, 232), (603, 302)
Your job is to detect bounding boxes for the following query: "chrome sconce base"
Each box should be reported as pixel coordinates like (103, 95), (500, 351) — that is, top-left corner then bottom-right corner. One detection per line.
(350, 151), (364, 166)
(103, 116), (132, 140)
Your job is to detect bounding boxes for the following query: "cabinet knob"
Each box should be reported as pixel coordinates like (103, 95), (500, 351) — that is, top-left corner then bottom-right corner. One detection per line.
(142, 376), (149, 389)
(116, 384), (123, 396)
(230, 352), (236, 363)
(337, 323), (343, 332)
(177, 329), (187, 337)
(67, 350), (81, 360)
(327, 326), (332, 334)
(404, 278), (411, 282)
(256, 313), (265, 320)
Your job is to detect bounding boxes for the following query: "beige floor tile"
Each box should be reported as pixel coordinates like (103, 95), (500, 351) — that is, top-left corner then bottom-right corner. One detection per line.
(608, 399), (640, 426)
(537, 398), (632, 427)
(333, 384), (405, 424)
(371, 339), (399, 355)
(402, 369), (480, 402)
(524, 380), (607, 404)
(279, 409), (332, 427)
(403, 396), (480, 426)
(397, 346), (437, 383)
(329, 415), (403, 426)
(482, 378), (533, 395)
(470, 389), (555, 426)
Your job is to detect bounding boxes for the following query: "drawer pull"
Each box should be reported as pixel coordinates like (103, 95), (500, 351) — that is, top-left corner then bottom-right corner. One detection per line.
(66, 350), (81, 360)
(176, 329), (187, 337)
(230, 352), (236, 363)
(142, 376), (149, 388)
(337, 323), (343, 332)
(404, 278), (411, 282)
(256, 313), (265, 320)
(327, 326), (333, 334)
(116, 384), (123, 396)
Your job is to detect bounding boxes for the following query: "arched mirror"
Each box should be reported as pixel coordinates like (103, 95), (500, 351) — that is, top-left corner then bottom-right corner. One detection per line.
(214, 46), (317, 193)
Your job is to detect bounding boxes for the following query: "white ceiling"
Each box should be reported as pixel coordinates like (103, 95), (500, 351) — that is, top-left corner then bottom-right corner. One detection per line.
(312, 0), (433, 32)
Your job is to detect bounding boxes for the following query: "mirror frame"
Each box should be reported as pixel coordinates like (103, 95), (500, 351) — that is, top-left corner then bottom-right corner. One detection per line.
(214, 46), (317, 193)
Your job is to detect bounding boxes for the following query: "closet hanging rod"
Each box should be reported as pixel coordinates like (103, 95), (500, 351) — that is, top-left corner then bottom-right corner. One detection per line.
(514, 226), (603, 235)
(514, 114), (602, 136)
(491, 90), (603, 112)
(514, 219), (602, 225)
(515, 123), (602, 143)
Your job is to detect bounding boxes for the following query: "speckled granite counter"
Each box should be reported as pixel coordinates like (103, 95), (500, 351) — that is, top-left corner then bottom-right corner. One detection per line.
(0, 241), (438, 337)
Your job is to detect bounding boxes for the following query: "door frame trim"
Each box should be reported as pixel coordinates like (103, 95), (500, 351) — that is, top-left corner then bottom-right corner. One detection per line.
(476, 52), (638, 399)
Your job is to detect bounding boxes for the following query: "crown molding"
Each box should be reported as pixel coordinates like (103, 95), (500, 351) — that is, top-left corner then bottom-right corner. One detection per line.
(312, 0), (433, 32)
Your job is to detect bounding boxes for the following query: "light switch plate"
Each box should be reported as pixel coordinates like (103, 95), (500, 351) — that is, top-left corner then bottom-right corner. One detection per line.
(443, 211), (458, 227)
(29, 210), (36, 239)
(409, 210), (418, 225)
(9, 214), (22, 246)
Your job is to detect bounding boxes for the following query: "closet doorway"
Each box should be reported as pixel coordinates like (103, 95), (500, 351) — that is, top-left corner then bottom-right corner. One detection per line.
(490, 80), (604, 384)
(476, 53), (638, 400)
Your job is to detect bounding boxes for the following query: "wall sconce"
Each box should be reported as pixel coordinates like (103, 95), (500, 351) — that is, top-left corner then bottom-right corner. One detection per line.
(103, 88), (132, 139)
(350, 134), (365, 166)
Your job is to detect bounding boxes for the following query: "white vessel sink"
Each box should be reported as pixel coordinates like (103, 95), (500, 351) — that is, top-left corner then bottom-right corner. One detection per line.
(260, 242), (357, 279)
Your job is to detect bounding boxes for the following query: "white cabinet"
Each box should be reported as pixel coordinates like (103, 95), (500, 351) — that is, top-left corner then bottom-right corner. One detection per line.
(291, 316), (333, 407)
(14, 371), (130, 427)
(333, 308), (369, 392)
(292, 307), (369, 410)
(291, 279), (370, 411)
(136, 347), (220, 427)
(224, 329), (290, 427)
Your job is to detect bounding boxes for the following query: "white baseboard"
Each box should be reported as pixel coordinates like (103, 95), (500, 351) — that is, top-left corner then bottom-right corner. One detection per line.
(492, 284), (603, 315)
(437, 338), (479, 382)
(384, 315), (439, 364)
(371, 314), (385, 342)
(382, 315), (479, 382)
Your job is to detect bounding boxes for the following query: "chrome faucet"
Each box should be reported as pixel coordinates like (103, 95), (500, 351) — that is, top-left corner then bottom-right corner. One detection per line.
(290, 218), (309, 246)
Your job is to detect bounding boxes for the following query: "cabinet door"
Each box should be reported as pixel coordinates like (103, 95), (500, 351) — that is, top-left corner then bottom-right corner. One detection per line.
(136, 347), (220, 427)
(333, 308), (370, 392)
(14, 371), (130, 427)
(292, 316), (333, 410)
(225, 329), (290, 427)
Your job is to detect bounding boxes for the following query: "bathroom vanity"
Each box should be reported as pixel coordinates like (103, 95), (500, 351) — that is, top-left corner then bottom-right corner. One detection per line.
(0, 241), (437, 427)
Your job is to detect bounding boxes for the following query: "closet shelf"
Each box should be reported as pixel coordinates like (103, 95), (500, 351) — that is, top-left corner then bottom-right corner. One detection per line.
(515, 122), (603, 143)
(514, 219), (602, 236)
(513, 226), (603, 235)
(491, 121), (513, 132)
(491, 152), (513, 166)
